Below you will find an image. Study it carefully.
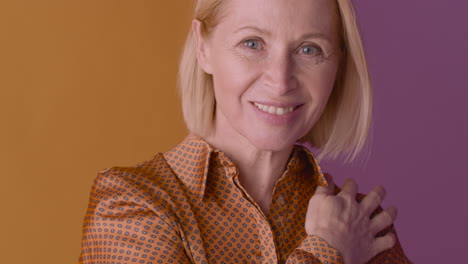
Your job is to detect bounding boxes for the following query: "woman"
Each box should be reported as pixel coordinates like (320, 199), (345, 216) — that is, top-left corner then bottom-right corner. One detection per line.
(80, 0), (412, 263)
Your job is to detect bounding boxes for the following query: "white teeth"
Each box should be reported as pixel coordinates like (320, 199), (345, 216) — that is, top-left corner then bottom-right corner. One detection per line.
(276, 108), (285, 115)
(268, 106), (276, 114)
(254, 103), (295, 115)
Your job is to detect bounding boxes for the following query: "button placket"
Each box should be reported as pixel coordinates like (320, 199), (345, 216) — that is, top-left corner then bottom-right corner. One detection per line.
(231, 172), (279, 263)
(268, 173), (296, 263)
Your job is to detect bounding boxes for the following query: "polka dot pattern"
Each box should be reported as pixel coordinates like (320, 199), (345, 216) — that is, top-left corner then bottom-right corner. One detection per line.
(79, 136), (412, 263)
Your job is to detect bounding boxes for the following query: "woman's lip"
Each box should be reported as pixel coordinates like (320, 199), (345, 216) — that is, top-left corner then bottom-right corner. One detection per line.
(250, 101), (304, 108)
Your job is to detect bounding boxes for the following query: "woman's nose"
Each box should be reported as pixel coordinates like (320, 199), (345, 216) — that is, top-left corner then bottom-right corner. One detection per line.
(264, 53), (298, 95)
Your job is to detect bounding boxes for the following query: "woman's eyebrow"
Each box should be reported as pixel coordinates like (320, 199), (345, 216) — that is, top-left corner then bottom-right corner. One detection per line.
(300, 32), (332, 44)
(301, 32), (329, 41)
(234, 26), (270, 36)
(233, 26), (331, 43)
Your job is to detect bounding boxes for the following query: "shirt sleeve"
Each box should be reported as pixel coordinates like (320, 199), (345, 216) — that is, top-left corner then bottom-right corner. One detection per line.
(286, 235), (344, 264)
(79, 169), (192, 264)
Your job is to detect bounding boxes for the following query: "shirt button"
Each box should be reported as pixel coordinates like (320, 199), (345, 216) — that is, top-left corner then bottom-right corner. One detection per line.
(277, 195), (285, 206)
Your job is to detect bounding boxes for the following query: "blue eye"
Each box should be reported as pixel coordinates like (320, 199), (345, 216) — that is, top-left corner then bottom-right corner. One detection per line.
(301, 46), (320, 55)
(244, 39), (260, 49)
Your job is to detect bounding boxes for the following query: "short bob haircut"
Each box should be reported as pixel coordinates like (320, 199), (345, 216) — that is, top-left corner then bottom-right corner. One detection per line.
(178, 0), (372, 162)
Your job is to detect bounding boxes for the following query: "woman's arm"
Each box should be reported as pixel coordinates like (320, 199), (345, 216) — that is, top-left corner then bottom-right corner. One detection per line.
(79, 169), (192, 264)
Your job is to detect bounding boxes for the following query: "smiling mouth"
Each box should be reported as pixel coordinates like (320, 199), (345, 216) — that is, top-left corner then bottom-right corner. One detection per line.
(253, 102), (301, 115)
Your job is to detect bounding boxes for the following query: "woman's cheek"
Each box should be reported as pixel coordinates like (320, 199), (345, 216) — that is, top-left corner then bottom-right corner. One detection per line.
(215, 54), (261, 93)
(301, 61), (337, 89)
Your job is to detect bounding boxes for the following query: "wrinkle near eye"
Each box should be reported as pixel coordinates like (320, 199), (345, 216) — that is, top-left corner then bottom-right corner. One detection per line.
(316, 51), (340, 65)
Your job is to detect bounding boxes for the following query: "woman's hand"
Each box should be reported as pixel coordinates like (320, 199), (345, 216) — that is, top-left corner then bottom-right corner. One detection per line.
(305, 174), (398, 264)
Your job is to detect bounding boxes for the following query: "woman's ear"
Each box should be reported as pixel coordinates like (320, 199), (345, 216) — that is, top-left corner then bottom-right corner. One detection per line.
(192, 19), (214, 74)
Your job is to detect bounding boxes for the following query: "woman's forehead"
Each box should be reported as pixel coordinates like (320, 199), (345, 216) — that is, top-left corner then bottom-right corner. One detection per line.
(216, 0), (339, 37)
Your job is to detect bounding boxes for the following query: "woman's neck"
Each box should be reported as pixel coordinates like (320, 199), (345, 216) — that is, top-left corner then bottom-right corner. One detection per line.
(204, 125), (294, 215)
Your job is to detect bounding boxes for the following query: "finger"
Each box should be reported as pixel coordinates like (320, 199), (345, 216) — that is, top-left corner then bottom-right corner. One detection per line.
(371, 232), (396, 257)
(314, 185), (329, 195)
(338, 178), (358, 198)
(360, 185), (386, 214)
(314, 184), (334, 196)
(370, 206), (398, 234)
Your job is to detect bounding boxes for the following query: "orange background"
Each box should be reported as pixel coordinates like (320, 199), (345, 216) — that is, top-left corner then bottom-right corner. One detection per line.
(0, 1), (193, 263)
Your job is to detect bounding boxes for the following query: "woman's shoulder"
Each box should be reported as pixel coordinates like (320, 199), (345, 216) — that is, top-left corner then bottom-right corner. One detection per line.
(94, 153), (172, 186)
(89, 153), (184, 208)
(86, 153), (188, 223)
(89, 135), (215, 203)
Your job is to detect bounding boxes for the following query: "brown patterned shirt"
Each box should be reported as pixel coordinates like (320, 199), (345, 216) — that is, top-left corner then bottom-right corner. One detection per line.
(79, 136), (411, 263)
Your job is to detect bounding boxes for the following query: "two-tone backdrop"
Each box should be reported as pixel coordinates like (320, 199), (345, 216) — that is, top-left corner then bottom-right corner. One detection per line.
(0, 1), (466, 263)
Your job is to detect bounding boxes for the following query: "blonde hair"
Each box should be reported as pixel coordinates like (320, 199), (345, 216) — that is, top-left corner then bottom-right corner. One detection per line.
(178, 0), (372, 162)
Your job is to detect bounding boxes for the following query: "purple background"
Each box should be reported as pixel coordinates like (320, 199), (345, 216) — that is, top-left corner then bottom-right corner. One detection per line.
(315, 1), (467, 263)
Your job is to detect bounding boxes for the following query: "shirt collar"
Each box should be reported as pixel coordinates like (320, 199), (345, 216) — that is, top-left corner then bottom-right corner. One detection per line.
(293, 144), (329, 187)
(163, 136), (328, 199)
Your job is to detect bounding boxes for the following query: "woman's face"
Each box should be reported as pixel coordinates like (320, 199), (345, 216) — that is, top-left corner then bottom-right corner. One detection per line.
(197, 0), (341, 151)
